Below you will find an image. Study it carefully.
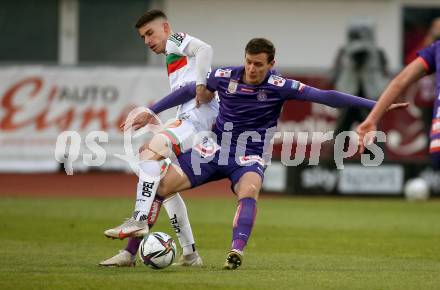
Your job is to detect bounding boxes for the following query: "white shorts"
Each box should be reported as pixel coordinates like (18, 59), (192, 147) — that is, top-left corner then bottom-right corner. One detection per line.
(159, 99), (217, 156)
(177, 97), (219, 132)
(159, 119), (200, 156)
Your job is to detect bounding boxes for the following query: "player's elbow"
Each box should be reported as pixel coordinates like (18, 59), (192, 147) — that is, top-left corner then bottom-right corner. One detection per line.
(388, 76), (406, 93)
(198, 44), (213, 57)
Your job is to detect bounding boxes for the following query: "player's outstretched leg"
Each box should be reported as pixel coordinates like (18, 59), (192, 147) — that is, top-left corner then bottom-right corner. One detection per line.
(223, 197), (257, 269)
(223, 172), (260, 270)
(103, 160), (162, 239)
(99, 195), (164, 267)
(164, 194), (203, 266)
(100, 192), (203, 267)
(104, 135), (168, 239)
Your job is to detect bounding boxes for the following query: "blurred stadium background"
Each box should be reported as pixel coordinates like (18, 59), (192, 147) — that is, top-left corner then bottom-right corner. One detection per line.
(1, 1), (440, 289)
(1, 0), (439, 197)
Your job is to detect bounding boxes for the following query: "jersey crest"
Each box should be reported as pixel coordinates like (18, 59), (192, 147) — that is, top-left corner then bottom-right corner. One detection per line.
(257, 90), (267, 101)
(227, 79), (238, 94)
(268, 75), (286, 87)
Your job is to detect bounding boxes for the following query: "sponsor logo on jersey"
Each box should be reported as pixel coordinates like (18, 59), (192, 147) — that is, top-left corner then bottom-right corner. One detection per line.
(177, 112), (190, 120)
(238, 155), (265, 166)
(240, 87), (254, 93)
(215, 68), (232, 78)
(291, 80), (306, 92)
(227, 79), (238, 94)
(257, 90), (267, 101)
(168, 32), (186, 47)
(268, 75), (286, 87)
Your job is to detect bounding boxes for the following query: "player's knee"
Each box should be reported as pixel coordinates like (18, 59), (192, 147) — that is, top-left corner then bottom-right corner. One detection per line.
(138, 143), (149, 154)
(139, 137), (169, 161)
(236, 183), (259, 200)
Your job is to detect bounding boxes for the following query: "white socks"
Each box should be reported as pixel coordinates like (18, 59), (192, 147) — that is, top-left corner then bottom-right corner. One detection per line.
(163, 193), (196, 255)
(135, 160), (196, 256)
(134, 160), (161, 221)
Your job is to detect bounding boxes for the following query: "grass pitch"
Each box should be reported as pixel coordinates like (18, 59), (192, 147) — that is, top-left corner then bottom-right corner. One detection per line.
(0, 196), (439, 290)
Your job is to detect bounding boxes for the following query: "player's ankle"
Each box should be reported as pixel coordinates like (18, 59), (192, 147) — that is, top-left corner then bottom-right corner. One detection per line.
(183, 251), (198, 260)
(182, 243), (196, 256)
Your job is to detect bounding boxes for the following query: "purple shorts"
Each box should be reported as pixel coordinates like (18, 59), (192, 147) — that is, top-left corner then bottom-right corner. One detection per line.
(176, 148), (266, 193)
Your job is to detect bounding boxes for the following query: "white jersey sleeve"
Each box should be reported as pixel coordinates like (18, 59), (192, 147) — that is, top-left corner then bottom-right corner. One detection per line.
(182, 38), (213, 86)
(166, 32), (212, 86)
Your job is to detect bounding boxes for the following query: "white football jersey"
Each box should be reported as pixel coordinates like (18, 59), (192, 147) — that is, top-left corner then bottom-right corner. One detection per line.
(164, 32), (218, 129)
(165, 32), (197, 92)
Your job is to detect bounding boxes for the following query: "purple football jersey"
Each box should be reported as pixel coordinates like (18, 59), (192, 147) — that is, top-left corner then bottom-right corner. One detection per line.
(205, 66), (369, 157)
(417, 40), (440, 96)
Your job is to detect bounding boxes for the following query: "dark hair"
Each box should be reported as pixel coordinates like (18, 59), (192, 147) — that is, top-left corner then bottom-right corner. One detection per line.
(135, 9), (167, 29)
(245, 38), (276, 62)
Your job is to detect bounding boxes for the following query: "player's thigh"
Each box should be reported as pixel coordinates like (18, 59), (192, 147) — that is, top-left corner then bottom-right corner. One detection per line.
(176, 148), (223, 189)
(233, 171), (263, 201)
(139, 119), (196, 160)
(139, 134), (169, 161)
(161, 119), (198, 155)
(157, 164), (192, 197)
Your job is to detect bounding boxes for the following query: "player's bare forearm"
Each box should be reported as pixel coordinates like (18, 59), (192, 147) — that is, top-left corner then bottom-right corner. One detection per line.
(365, 58), (427, 124)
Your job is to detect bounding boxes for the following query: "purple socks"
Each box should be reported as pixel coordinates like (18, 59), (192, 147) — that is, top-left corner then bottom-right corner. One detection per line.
(125, 237), (142, 256)
(231, 197), (257, 253)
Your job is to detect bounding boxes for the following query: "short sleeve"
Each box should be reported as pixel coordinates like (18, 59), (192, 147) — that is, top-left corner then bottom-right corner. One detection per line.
(206, 68), (232, 92)
(417, 41), (437, 74)
(165, 32), (194, 55)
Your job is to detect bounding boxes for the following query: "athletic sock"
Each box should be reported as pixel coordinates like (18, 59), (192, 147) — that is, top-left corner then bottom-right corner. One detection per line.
(125, 237), (142, 256)
(163, 193), (197, 256)
(133, 195), (165, 227)
(134, 160), (161, 221)
(231, 197), (257, 253)
(125, 196), (164, 256)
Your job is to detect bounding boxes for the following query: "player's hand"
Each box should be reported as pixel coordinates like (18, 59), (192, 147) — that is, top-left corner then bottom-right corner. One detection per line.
(119, 111), (154, 131)
(195, 84), (214, 107)
(356, 120), (377, 154)
(386, 102), (409, 112)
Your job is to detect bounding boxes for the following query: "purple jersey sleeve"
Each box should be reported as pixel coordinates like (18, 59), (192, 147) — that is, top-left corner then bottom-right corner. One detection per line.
(206, 67), (238, 92)
(417, 42), (437, 74)
(280, 79), (376, 109)
(206, 72), (217, 92)
(149, 82), (196, 114)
